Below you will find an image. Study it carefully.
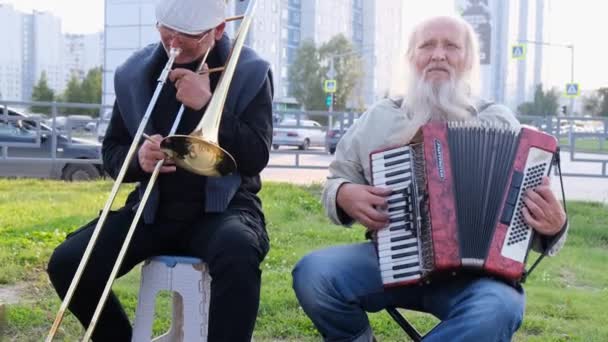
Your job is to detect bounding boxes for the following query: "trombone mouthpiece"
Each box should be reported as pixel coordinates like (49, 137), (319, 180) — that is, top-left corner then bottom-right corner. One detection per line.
(169, 47), (182, 58)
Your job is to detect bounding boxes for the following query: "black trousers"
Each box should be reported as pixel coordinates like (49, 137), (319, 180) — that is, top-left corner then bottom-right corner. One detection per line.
(47, 204), (269, 341)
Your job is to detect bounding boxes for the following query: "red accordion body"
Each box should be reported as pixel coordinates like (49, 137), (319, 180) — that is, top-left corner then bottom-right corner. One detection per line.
(370, 122), (558, 287)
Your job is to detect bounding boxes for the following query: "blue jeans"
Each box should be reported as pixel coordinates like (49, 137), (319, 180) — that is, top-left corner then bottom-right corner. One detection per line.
(292, 242), (525, 342)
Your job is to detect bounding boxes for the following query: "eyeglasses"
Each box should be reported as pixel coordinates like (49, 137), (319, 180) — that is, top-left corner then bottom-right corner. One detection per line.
(156, 23), (211, 46)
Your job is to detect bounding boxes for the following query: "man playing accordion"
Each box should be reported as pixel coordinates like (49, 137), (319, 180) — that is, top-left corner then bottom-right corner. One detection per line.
(292, 16), (567, 342)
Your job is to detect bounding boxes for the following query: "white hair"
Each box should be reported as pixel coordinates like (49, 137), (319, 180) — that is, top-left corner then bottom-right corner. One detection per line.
(390, 16), (481, 124)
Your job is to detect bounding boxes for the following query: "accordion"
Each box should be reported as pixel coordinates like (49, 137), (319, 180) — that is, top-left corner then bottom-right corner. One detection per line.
(370, 122), (558, 287)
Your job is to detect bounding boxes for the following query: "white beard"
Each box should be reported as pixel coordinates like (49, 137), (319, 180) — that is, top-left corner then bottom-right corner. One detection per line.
(403, 67), (474, 127)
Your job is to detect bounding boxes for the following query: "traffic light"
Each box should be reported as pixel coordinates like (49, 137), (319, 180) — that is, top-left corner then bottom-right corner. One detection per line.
(325, 94), (332, 108)
(333, 94), (337, 106)
(561, 105), (567, 115)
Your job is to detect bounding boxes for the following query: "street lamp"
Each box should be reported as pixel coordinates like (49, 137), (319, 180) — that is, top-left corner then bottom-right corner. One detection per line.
(518, 39), (575, 115)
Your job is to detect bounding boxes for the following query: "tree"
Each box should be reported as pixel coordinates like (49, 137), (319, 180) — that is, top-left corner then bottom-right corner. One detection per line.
(288, 40), (325, 110)
(30, 72), (55, 114)
(61, 74), (85, 114)
(582, 91), (601, 116)
(288, 35), (364, 112)
(517, 84), (559, 116)
(318, 34), (364, 112)
(597, 87), (608, 117)
(60, 67), (102, 116)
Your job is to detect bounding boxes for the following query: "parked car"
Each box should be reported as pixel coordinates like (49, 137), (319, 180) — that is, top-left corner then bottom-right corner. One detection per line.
(96, 110), (112, 142)
(0, 108), (103, 181)
(272, 119), (325, 150)
(325, 118), (358, 154)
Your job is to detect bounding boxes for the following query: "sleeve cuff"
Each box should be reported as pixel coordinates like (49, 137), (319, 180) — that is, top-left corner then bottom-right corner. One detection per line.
(323, 179), (355, 226)
(539, 219), (569, 256)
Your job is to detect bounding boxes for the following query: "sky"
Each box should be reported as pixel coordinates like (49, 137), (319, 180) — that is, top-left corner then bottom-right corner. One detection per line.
(1, 0), (606, 90)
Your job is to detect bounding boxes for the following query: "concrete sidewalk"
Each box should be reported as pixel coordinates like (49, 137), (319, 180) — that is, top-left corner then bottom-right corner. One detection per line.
(261, 156), (608, 204)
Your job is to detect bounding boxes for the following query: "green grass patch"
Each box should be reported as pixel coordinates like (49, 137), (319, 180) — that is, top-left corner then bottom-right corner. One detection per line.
(0, 179), (607, 341)
(559, 137), (608, 153)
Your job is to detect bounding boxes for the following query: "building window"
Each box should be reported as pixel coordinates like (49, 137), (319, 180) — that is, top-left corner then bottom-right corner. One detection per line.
(288, 29), (300, 44)
(287, 47), (297, 63)
(289, 10), (300, 26)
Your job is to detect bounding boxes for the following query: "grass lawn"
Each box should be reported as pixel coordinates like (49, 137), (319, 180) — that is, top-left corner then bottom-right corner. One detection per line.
(559, 137), (608, 153)
(0, 179), (607, 341)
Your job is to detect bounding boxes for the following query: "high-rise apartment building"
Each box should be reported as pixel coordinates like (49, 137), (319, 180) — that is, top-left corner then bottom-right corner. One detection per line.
(64, 33), (104, 83)
(0, 4), (24, 101)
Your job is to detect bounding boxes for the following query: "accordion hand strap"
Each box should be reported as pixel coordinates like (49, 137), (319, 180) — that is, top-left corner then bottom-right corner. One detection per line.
(522, 148), (568, 283)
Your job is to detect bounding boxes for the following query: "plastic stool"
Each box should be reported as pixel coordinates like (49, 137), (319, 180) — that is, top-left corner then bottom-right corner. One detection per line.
(132, 256), (211, 342)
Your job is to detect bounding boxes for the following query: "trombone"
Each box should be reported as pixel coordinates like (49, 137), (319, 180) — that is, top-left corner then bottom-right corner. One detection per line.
(46, 0), (258, 340)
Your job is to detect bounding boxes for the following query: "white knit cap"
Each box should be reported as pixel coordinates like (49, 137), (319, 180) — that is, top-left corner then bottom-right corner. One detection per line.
(155, 0), (227, 35)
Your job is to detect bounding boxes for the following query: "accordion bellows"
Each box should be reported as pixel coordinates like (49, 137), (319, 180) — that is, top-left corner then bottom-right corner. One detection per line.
(370, 121), (558, 287)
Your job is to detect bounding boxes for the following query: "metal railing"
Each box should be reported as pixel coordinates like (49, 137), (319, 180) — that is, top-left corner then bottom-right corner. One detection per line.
(1, 99), (607, 178)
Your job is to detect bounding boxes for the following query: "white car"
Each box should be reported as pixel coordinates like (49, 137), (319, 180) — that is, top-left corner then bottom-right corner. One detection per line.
(272, 119), (325, 150)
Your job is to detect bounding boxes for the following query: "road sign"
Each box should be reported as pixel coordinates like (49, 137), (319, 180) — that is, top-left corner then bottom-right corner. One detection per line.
(565, 83), (580, 98)
(324, 79), (337, 93)
(511, 44), (526, 60)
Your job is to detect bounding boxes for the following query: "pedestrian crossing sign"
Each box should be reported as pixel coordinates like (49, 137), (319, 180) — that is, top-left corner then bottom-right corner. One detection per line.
(324, 80), (337, 93)
(511, 44), (526, 60)
(565, 83), (580, 98)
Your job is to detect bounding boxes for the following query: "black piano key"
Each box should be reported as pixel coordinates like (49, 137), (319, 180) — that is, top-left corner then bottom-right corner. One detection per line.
(387, 197), (404, 205)
(390, 241), (418, 251)
(386, 176), (411, 186)
(385, 169), (408, 178)
(389, 214), (413, 223)
(383, 150), (409, 160)
(390, 235), (412, 243)
(388, 204), (412, 213)
(389, 223), (409, 232)
(393, 271), (420, 279)
(385, 158), (409, 167)
(393, 261), (419, 270)
(392, 250), (418, 259)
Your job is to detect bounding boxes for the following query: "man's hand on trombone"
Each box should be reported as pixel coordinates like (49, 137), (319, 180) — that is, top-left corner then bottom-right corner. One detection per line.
(138, 134), (176, 173)
(170, 63), (212, 111)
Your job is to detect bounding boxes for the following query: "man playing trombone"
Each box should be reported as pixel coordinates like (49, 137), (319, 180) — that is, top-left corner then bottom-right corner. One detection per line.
(47, 0), (273, 340)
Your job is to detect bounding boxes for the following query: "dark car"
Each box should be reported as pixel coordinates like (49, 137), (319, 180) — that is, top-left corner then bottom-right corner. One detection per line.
(0, 108), (103, 181)
(325, 117), (359, 154)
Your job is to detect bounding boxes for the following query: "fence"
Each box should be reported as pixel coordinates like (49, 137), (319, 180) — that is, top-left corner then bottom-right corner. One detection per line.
(1, 100), (607, 179)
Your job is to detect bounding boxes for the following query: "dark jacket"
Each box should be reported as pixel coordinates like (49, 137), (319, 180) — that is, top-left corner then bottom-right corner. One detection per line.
(103, 34), (273, 223)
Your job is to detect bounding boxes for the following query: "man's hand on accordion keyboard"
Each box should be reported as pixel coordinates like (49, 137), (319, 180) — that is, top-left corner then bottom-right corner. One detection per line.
(336, 183), (393, 230)
(521, 176), (567, 236)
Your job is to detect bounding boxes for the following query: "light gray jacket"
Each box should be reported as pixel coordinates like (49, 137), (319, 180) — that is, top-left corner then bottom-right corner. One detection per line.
(322, 98), (567, 256)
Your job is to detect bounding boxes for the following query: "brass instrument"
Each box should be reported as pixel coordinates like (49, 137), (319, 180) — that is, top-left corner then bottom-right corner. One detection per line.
(45, 1), (257, 340)
(158, 10), (257, 176)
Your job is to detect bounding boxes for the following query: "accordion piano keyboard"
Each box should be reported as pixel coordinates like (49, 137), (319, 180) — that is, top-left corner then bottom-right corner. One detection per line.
(371, 146), (423, 286)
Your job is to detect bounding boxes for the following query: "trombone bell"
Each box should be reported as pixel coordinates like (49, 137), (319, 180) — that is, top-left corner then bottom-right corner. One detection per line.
(160, 133), (236, 177)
